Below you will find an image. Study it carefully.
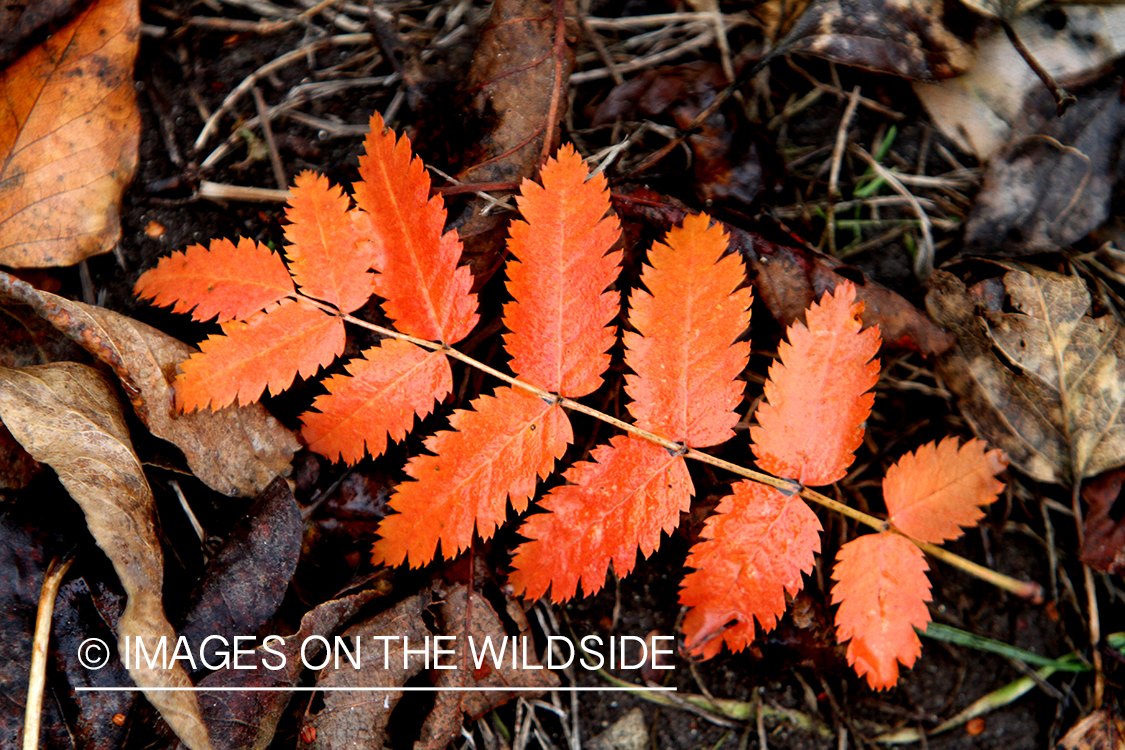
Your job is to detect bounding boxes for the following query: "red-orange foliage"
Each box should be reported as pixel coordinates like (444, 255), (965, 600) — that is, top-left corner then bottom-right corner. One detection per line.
(135, 115), (1009, 689)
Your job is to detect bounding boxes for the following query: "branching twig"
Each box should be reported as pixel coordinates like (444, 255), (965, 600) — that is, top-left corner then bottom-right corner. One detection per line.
(295, 296), (1043, 602)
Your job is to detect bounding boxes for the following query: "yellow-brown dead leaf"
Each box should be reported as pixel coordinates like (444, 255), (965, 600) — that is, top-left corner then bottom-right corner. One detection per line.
(0, 0), (140, 267)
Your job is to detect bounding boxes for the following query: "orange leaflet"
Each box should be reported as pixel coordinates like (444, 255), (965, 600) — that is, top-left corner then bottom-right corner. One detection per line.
(134, 237), (294, 322)
(624, 214), (751, 446)
(885, 437), (1008, 544)
(372, 387), (571, 567)
(509, 435), (692, 601)
(283, 171), (377, 313)
(502, 145), (621, 396)
(354, 112), (477, 344)
(680, 481), (821, 659)
(175, 299), (344, 411)
(831, 532), (932, 690)
(750, 282), (881, 486)
(300, 340), (453, 463)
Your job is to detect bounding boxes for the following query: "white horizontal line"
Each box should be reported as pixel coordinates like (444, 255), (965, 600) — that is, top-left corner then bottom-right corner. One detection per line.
(76, 686), (676, 693)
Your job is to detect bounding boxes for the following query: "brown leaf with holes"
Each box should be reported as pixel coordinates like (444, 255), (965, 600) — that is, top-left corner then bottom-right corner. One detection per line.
(926, 265), (1125, 485)
(780, 0), (976, 80)
(0, 0), (140, 267)
(0, 363), (212, 750)
(0, 269), (298, 497)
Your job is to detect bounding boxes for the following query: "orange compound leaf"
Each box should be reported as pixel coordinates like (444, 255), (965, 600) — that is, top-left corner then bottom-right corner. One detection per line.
(885, 438), (1008, 544)
(300, 339), (453, 464)
(624, 213), (751, 446)
(680, 481), (821, 659)
(372, 386), (571, 568)
(134, 237), (294, 322)
(354, 112), (477, 344)
(509, 435), (692, 602)
(283, 171), (377, 314)
(175, 299), (344, 411)
(750, 282), (881, 486)
(503, 144), (622, 396)
(831, 532), (932, 690)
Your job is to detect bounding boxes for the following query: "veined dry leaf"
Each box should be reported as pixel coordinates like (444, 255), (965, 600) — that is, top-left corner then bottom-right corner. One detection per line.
(0, 363), (212, 750)
(0, 0), (140, 267)
(926, 267), (1125, 484)
(443, 0), (576, 275)
(1055, 704), (1125, 750)
(780, 0), (975, 81)
(0, 269), (299, 497)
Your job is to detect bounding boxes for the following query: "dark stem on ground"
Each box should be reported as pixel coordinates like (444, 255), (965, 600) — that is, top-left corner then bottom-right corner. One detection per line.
(1002, 19), (1077, 117)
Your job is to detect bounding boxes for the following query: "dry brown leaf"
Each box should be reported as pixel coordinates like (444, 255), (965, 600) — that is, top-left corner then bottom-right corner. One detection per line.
(1079, 469), (1125, 575)
(0, 0), (140, 267)
(197, 589), (385, 750)
(417, 582), (559, 750)
(926, 266), (1125, 485)
(0, 270), (298, 496)
(1056, 704), (1125, 750)
(0, 362), (212, 750)
(442, 0), (575, 278)
(781, 0), (975, 81)
(302, 590), (434, 750)
(962, 68), (1125, 255)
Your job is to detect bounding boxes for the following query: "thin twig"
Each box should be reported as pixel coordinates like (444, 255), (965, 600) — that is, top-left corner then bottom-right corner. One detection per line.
(849, 144), (935, 279)
(825, 86), (861, 256)
(252, 87), (289, 190)
(23, 554), (75, 750)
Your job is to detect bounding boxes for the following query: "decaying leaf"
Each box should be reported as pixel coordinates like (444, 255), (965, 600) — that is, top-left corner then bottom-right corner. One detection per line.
(178, 478), (302, 663)
(0, 363), (212, 750)
(0, 0), (140, 267)
(1079, 468), (1125, 575)
(443, 0), (576, 275)
(914, 6), (1125, 160)
(197, 589), (384, 750)
(416, 582), (558, 750)
(1056, 704), (1125, 750)
(0, 269), (299, 497)
(300, 591), (432, 750)
(592, 62), (785, 213)
(780, 0), (976, 81)
(962, 68), (1125, 254)
(926, 266), (1125, 485)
